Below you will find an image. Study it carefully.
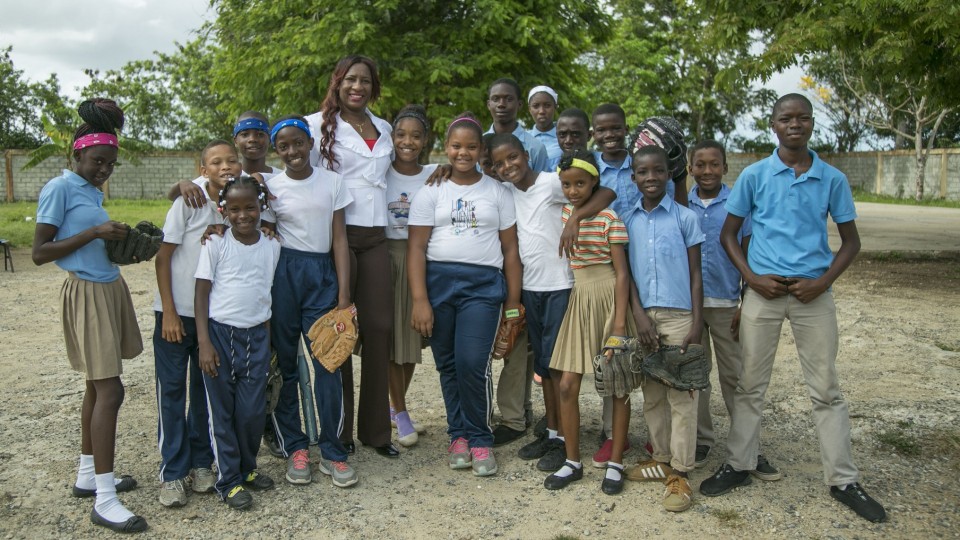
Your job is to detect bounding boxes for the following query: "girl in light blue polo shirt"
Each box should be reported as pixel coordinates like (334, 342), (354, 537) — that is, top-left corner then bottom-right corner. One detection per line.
(32, 99), (147, 533)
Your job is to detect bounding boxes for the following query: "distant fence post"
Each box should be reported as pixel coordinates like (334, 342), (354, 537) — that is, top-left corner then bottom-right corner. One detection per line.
(874, 152), (883, 195)
(4, 151), (13, 202)
(940, 149), (948, 199)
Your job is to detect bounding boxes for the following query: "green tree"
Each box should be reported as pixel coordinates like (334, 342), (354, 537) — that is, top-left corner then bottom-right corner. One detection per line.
(0, 47), (42, 148)
(207, 0), (610, 144)
(585, 0), (769, 142)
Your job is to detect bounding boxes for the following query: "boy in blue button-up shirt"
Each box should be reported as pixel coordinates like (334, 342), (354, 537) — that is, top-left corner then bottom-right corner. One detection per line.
(622, 145), (704, 513)
(699, 94), (886, 524)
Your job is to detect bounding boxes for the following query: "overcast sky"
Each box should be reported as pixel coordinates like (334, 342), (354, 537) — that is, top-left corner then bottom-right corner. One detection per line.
(2, 0), (212, 96)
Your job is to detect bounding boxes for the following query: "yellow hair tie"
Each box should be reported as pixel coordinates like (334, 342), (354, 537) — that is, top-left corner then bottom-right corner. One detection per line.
(559, 158), (599, 178)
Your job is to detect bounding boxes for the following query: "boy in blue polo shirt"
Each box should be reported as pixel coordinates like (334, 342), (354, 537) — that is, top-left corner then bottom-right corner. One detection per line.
(486, 78), (550, 172)
(698, 94), (886, 523)
(622, 145), (704, 512)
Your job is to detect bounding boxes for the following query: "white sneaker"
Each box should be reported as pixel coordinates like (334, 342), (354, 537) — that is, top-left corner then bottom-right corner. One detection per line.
(160, 478), (188, 507)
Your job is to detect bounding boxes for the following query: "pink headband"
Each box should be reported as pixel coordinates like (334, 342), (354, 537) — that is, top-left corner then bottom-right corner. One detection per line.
(449, 116), (482, 130)
(73, 133), (119, 151)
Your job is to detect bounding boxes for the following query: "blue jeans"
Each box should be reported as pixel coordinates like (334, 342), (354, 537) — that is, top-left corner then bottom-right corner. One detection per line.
(427, 262), (505, 448)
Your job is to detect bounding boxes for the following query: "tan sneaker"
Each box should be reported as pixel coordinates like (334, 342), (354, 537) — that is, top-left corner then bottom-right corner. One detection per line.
(663, 474), (693, 512)
(191, 467), (216, 493)
(159, 478), (188, 507)
(625, 459), (673, 482)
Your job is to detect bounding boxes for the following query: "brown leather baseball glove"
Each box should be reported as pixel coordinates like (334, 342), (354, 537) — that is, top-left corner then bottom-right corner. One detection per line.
(491, 305), (526, 360)
(307, 304), (358, 373)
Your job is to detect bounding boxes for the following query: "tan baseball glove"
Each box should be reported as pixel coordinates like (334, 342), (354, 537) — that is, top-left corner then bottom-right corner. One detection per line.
(491, 305), (526, 360)
(307, 304), (358, 373)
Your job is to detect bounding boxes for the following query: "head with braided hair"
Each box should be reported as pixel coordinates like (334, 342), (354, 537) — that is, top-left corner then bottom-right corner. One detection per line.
(72, 98), (125, 187)
(318, 55), (381, 171)
(217, 175), (268, 242)
(558, 149), (601, 208)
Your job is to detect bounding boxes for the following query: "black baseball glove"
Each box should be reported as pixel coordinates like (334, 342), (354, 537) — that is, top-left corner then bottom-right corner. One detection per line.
(628, 116), (688, 180)
(640, 344), (708, 391)
(105, 221), (164, 265)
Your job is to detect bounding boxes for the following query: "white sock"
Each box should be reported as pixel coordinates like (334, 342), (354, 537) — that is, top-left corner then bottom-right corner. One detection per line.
(94, 472), (135, 523)
(547, 429), (558, 439)
(553, 460), (582, 478)
(75, 454), (95, 490)
(557, 435), (565, 442)
(606, 462), (624, 482)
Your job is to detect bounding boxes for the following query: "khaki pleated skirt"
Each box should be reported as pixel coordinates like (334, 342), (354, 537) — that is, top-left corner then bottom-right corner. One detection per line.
(60, 273), (143, 380)
(388, 239), (422, 365)
(549, 263), (633, 374)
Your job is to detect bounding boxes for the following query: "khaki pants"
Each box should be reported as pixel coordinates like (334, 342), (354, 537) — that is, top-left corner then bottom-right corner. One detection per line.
(696, 307), (743, 446)
(641, 308), (698, 472)
(496, 331), (533, 431)
(727, 289), (859, 486)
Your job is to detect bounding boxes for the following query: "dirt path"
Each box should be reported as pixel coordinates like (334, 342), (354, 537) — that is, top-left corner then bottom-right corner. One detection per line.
(1, 250), (958, 539)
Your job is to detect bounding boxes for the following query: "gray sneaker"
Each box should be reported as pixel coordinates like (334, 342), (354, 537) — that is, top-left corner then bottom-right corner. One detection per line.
(286, 449), (312, 485)
(470, 447), (498, 477)
(318, 457), (359, 488)
(191, 467), (216, 493)
(159, 478), (188, 508)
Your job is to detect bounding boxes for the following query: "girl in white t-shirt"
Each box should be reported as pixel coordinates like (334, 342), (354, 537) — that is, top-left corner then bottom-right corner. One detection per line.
(385, 105), (436, 447)
(263, 116), (358, 489)
(407, 113), (523, 477)
(195, 176), (281, 510)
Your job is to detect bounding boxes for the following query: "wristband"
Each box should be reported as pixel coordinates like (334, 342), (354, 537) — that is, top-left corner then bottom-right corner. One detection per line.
(505, 308), (521, 319)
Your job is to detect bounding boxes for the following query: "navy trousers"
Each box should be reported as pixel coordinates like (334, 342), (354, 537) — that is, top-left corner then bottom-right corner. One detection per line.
(521, 289), (572, 379)
(153, 312), (213, 481)
(270, 247), (348, 462)
(427, 262), (504, 448)
(203, 319), (269, 496)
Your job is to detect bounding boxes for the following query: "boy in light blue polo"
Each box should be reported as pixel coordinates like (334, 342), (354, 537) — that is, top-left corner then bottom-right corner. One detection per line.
(698, 94), (886, 524)
(622, 145), (704, 512)
(486, 77), (550, 172)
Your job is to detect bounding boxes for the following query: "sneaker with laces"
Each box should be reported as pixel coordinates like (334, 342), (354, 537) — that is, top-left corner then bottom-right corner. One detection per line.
(190, 467), (216, 494)
(537, 440), (567, 471)
(318, 457), (359, 488)
(625, 459), (673, 482)
(286, 449), (312, 485)
(699, 463), (751, 496)
(663, 474), (693, 512)
(518, 433), (551, 460)
(224, 485), (253, 510)
(448, 437), (472, 469)
(159, 478), (188, 508)
(243, 471), (275, 491)
(592, 438), (631, 468)
(694, 445), (711, 467)
(470, 447), (498, 477)
(750, 454), (782, 481)
(830, 483), (887, 522)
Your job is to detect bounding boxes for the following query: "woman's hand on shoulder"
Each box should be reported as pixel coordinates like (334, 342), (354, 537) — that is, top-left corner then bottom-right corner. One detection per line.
(94, 221), (130, 241)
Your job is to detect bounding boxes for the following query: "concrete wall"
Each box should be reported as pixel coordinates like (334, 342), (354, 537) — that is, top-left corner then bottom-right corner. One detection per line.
(5, 148), (960, 201)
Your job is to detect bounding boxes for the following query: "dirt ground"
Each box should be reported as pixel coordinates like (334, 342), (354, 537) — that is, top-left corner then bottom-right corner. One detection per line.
(0, 249), (958, 540)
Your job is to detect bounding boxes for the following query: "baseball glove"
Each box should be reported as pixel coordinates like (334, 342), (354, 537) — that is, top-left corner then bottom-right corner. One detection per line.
(628, 116), (688, 180)
(105, 221), (164, 265)
(265, 348), (282, 415)
(307, 304), (358, 373)
(640, 344), (708, 391)
(491, 305), (526, 360)
(592, 336), (643, 398)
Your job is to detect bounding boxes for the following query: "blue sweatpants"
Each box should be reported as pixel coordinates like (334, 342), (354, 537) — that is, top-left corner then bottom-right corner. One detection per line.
(521, 289), (572, 379)
(427, 262), (504, 448)
(152, 312), (213, 482)
(270, 247), (348, 462)
(203, 319), (269, 497)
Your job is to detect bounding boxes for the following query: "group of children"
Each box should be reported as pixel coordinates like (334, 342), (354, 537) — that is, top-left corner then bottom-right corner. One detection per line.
(37, 66), (886, 532)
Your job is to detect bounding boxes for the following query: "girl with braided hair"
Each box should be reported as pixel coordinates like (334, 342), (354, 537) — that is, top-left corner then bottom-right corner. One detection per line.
(32, 98), (148, 533)
(305, 55), (399, 458)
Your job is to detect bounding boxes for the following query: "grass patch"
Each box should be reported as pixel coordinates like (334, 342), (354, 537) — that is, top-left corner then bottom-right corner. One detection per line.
(861, 251), (940, 263)
(0, 199), (171, 248)
(710, 508), (743, 527)
(852, 188), (960, 208)
(875, 421), (960, 469)
(876, 427), (921, 457)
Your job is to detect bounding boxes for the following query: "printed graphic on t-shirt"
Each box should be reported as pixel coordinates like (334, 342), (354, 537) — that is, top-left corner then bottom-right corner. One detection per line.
(388, 192), (412, 231)
(450, 198), (479, 236)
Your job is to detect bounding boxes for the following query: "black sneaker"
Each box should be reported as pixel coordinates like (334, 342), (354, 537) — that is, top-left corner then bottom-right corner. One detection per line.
(518, 433), (550, 460)
(492, 425), (526, 447)
(536, 440), (567, 471)
(243, 471), (275, 491)
(225, 485), (253, 510)
(263, 424), (283, 458)
(695, 445), (711, 467)
(533, 416), (547, 439)
(830, 483), (887, 523)
(750, 454), (782, 481)
(543, 461), (583, 490)
(699, 464), (752, 497)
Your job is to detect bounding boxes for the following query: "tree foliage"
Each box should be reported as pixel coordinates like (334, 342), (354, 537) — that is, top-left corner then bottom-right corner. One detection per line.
(207, 0), (610, 142)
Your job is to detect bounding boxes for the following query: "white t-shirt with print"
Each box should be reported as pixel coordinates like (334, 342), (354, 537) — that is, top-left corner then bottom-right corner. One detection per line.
(385, 164), (437, 240)
(265, 167), (353, 253)
(408, 174), (516, 268)
(194, 231), (282, 328)
(506, 172), (574, 291)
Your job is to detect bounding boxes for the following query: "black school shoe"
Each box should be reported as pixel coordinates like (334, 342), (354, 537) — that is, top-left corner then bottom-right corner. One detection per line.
(699, 464), (752, 496)
(492, 425), (526, 447)
(694, 445), (711, 467)
(544, 462), (584, 490)
(601, 464), (625, 495)
(72, 475), (138, 498)
(90, 509), (148, 533)
(830, 483), (887, 523)
(536, 440), (567, 471)
(533, 416), (547, 439)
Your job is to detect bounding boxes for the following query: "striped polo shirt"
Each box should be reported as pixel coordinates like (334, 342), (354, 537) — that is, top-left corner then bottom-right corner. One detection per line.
(561, 204), (628, 269)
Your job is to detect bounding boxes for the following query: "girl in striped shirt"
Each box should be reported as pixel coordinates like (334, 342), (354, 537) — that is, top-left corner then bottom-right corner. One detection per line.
(544, 150), (634, 494)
